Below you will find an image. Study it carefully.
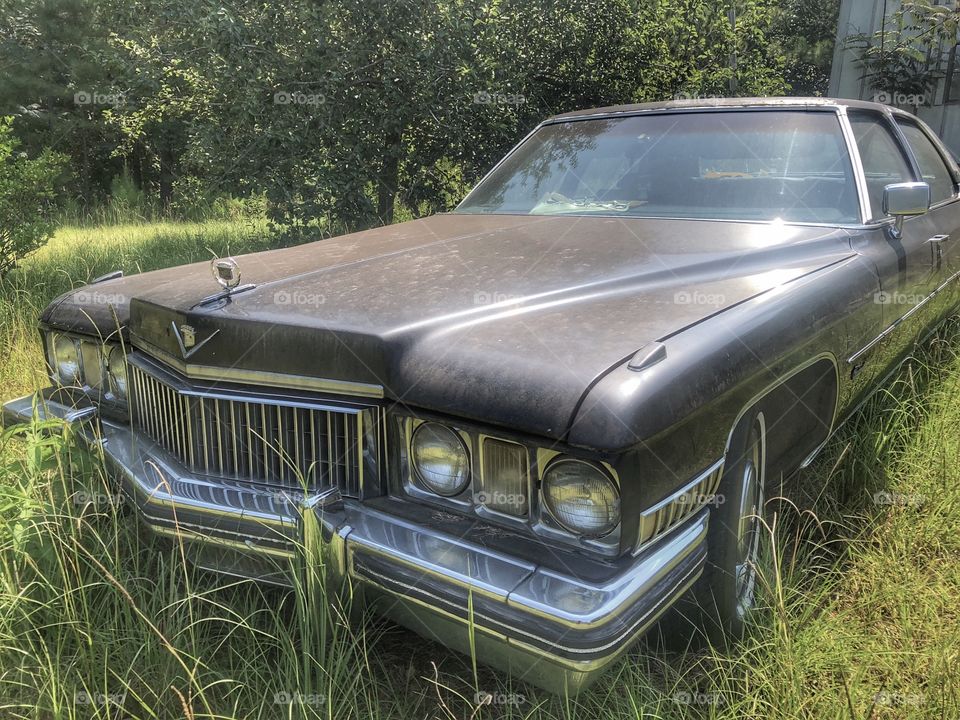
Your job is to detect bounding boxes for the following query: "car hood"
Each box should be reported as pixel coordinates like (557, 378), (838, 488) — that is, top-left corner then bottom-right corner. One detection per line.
(44, 213), (854, 441)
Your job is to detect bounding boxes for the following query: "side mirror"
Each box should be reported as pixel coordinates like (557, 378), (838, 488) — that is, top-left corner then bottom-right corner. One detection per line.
(882, 182), (930, 237)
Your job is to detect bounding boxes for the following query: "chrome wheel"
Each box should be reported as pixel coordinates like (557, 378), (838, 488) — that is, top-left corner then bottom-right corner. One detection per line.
(734, 423), (763, 618)
(673, 412), (769, 647)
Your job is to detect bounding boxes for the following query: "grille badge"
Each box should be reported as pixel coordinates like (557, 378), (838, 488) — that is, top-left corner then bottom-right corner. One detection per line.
(179, 324), (196, 348)
(171, 321), (219, 359)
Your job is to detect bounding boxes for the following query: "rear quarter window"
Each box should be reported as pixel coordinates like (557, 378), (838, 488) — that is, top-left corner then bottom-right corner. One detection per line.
(896, 120), (956, 204)
(848, 114), (914, 221)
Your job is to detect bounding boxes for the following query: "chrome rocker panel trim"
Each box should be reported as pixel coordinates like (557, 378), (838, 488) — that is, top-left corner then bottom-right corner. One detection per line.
(2, 392), (709, 694)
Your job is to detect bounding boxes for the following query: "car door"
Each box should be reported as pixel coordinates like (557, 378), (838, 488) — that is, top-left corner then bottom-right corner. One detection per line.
(846, 111), (948, 366)
(892, 117), (960, 309)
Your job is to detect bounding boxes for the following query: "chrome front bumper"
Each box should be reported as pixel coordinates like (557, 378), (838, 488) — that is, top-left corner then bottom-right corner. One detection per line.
(3, 392), (709, 694)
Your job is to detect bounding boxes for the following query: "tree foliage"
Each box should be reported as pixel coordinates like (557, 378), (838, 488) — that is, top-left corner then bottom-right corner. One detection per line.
(0, 0), (125, 206)
(2, 0), (791, 236)
(769, 0), (841, 95)
(846, 0), (960, 105)
(0, 117), (66, 277)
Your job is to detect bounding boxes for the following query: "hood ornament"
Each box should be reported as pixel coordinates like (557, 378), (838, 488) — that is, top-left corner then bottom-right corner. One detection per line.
(191, 256), (256, 309)
(212, 257), (242, 289)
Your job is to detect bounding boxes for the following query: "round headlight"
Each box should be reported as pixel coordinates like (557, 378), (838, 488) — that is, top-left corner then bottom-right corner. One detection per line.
(53, 335), (81, 385)
(107, 346), (128, 400)
(410, 423), (470, 497)
(542, 459), (620, 537)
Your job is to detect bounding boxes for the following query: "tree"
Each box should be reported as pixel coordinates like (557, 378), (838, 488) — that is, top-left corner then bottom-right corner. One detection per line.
(770, 0), (841, 96)
(846, 0), (960, 108)
(0, 116), (66, 277)
(4, 0), (789, 233)
(0, 0), (124, 206)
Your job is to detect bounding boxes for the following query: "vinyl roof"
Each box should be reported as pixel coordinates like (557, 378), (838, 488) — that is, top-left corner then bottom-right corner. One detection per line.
(547, 96), (913, 122)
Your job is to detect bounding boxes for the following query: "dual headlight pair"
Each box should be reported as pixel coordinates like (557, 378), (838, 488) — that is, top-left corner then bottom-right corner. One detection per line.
(48, 333), (128, 404)
(409, 422), (620, 538)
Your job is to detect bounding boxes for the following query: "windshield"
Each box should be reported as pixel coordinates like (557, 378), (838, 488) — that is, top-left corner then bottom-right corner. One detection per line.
(456, 110), (860, 224)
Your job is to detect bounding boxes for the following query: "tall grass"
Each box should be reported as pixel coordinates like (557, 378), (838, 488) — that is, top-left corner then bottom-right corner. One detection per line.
(0, 220), (273, 400)
(0, 222), (958, 718)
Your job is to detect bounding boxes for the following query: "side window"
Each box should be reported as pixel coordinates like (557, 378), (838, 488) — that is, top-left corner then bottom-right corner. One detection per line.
(895, 120), (956, 204)
(849, 115), (914, 221)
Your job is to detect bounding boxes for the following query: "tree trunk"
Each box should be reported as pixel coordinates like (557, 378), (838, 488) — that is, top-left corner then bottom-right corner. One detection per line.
(158, 143), (175, 210)
(376, 129), (402, 225)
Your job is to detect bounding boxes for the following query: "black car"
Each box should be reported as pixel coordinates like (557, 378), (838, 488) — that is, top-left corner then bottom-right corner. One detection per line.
(5, 97), (959, 692)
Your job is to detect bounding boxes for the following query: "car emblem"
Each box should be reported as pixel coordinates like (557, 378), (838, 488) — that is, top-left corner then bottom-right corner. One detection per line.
(171, 321), (219, 359)
(211, 257), (242, 289)
(179, 324), (196, 348)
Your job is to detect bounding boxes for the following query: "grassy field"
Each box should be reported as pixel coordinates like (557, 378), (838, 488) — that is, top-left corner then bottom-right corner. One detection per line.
(0, 222), (958, 719)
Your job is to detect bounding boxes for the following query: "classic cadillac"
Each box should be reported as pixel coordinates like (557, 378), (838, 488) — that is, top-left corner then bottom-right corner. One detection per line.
(4, 98), (960, 693)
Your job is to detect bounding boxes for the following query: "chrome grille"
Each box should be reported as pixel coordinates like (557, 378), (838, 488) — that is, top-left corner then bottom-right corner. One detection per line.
(128, 362), (370, 496)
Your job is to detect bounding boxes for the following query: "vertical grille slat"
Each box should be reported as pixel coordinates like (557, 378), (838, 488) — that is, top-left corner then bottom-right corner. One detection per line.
(276, 405), (285, 485)
(309, 410), (319, 483)
(244, 403), (255, 480)
(199, 398), (210, 474)
(230, 400), (240, 477)
(213, 400), (226, 470)
(292, 407), (302, 485)
(325, 413), (334, 486)
(128, 363), (372, 497)
(183, 394), (195, 469)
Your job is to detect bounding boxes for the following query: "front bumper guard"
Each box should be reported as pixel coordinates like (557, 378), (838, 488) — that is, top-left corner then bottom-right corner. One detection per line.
(3, 392), (709, 693)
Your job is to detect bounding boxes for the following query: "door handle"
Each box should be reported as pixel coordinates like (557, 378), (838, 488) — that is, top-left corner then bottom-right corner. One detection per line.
(927, 234), (950, 244)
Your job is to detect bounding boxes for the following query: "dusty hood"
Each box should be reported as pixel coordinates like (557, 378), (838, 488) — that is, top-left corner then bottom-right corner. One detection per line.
(44, 213), (854, 440)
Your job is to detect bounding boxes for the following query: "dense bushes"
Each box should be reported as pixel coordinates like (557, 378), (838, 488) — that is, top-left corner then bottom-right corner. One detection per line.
(1, 0), (791, 237)
(0, 117), (66, 277)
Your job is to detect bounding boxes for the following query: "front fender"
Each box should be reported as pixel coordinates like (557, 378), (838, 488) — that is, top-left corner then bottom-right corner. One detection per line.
(568, 258), (877, 546)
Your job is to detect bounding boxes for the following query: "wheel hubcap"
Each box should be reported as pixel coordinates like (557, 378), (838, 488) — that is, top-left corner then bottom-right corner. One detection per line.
(734, 428), (763, 617)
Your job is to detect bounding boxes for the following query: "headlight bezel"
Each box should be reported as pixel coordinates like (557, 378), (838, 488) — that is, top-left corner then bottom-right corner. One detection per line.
(105, 344), (129, 403)
(395, 414), (621, 553)
(409, 421), (472, 497)
(51, 333), (83, 386)
(44, 328), (129, 410)
(540, 457), (621, 538)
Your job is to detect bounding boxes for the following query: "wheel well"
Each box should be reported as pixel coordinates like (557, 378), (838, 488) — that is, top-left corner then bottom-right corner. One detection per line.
(728, 357), (838, 484)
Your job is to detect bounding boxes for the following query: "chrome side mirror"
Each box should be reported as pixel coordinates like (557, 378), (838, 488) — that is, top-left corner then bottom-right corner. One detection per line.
(882, 182), (930, 237)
